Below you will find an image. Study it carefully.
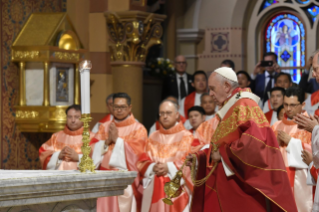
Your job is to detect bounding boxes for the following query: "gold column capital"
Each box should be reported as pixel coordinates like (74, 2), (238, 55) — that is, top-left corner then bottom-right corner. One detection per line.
(105, 11), (166, 62)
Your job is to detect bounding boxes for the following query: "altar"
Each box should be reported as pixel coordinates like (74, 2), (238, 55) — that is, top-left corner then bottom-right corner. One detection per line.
(0, 170), (136, 212)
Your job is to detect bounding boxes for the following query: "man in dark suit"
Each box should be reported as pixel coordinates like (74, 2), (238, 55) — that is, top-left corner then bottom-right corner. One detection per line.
(251, 52), (281, 107)
(162, 55), (194, 102)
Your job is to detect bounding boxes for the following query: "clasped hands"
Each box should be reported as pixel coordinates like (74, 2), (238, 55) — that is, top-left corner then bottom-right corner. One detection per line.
(277, 130), (291, 146)
(153, 162), (168, 176)
(58, 146), (79, 162)
(105, 123), (119, 145)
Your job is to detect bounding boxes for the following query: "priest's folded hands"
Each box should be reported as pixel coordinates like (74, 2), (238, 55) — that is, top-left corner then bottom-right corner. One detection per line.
(58, 146), (79, 162)
(104, 122), (119, 145)
(152, 162), (168, 176)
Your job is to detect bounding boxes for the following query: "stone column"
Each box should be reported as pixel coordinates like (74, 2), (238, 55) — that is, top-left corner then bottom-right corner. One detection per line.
(105, 11), (166, 121)
(19, 62), (26, 106)
(177, 29), (205, 74)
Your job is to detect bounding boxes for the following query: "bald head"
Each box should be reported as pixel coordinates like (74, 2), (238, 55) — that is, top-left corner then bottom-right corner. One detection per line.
(175, 55), (187, 75)
(159, 100), (179, 129)
(166, 96), (179, 105)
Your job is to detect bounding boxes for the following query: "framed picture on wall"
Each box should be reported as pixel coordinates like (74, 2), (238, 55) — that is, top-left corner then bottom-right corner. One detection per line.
(50, 63), (74, 106)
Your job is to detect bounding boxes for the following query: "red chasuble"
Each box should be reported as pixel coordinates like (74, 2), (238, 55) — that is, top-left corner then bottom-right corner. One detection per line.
(137, 122), (193, 212)
(90, 114), (147, 212)
(39, 126), (95, 170)
(191, 88), (297, 212)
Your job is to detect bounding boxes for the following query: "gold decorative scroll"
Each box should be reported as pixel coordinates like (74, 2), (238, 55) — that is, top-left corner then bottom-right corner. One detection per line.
(16, 110), (39, 119)
(54, 52), (80, 60)
(13, 51), (40, 59)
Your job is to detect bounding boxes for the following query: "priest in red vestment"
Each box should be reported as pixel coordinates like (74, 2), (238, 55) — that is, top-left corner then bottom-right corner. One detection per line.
(90, 93), (148, 212)
(179, 70), (207, 119)
(271, 87), (313, 211)
(137, 100), (193, 212)
(188, 67), (297, 212)
(149, 96), (186, 136)
(92, 93), (114, 133)
(39, 105), (95, 170)
(264, 87), (285, 126)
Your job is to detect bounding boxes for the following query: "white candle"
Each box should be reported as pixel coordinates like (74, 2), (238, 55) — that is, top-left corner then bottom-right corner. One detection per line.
(79, 60), (92, 114)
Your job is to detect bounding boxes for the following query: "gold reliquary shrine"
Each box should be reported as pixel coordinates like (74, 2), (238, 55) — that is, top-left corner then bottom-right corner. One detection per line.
(11, 13), (87, 132)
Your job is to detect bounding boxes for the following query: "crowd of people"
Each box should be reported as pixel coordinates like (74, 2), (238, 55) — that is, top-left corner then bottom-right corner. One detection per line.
(38, 51), (319, 212)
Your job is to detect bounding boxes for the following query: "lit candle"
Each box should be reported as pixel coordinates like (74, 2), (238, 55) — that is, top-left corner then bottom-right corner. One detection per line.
(79, 60), (92, 114)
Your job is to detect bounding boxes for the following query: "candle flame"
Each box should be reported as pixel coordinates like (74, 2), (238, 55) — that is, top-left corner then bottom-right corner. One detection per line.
(79, 60), (92, 71)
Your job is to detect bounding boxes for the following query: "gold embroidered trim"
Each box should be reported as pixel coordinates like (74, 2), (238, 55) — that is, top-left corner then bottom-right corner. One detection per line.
(205, 184), (217, 192)
(211, 105), (268, 144)
(254, 187), (287, 212)
(230, 147), (286, 172)
(242, 133), (279, 150)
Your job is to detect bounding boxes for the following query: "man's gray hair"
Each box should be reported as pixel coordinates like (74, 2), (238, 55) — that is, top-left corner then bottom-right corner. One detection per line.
(106, 93), (114, 104)
(159, 99), (178, 112)
(215, 72), (239, 89)
(312, 49), (319, 64)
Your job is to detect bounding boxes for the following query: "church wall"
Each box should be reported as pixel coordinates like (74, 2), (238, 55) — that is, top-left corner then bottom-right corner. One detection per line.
(1, 0), (65, 169)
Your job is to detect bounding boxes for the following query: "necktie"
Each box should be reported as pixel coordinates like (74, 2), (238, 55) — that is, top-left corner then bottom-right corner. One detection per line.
(180, 77), (187, 99)
(263, 75), (273, 104)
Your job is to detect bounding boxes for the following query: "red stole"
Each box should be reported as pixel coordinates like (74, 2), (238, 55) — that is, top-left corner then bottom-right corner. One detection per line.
(264, 110), (273, 123)
(98, 113), (112, 123)
(184, 92), (196, 119)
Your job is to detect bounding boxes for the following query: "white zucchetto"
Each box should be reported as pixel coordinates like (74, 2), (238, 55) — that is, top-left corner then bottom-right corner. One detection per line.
(214, 67), (238, 83)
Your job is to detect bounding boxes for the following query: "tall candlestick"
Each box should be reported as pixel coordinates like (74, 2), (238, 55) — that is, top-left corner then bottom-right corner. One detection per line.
(78, 60), (95, 173)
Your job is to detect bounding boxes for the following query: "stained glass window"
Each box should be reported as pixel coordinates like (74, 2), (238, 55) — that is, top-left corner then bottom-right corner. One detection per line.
(265, 13), (305, 83)
(296, 0), (310, 4)
(307, 5), (319, 22)
(262, 0), (279, 10)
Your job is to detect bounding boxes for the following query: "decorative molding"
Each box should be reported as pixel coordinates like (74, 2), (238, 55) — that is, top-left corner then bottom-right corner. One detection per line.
(211, 32), (229, 52)
(15, 110), (39, 119)
(199, 54), (246, 58)
(177, 28), (205, 43)
(13, 51), (40, 59)
(206, 27), (245, 31)
(54, 52), (80, 60)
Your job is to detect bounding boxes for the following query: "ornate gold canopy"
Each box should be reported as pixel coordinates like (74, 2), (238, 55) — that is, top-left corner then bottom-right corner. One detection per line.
(12, 13), (87, 132)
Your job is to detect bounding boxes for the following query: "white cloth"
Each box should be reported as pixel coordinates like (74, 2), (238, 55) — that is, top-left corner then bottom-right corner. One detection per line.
(148, 123), (156, 137)
(269, 111), (278, 126)
(312, 125), (319, 169)
(46, 151), (61, 170)
(286, 138), (308, 169)
(109, 138), (127, 170)
(313, 125), (319, 212)
(176, 73), (188, 104)
(306, 162), (316, 186)
(205, 114), (215, 121)
(91, 140), (106, 169)
(179, 92), (202, 117)
(305, 94), (319, 116)
(221, 157), (235, 177)
(262, 100), (271, 113)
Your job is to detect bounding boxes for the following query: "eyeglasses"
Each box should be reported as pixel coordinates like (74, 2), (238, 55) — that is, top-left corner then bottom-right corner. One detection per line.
(283, 103), (300, 108)
(159, 111), (174, 117)
(113, 105), (128, 111)
(175, 62), (186, 65)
